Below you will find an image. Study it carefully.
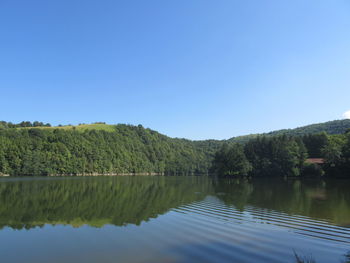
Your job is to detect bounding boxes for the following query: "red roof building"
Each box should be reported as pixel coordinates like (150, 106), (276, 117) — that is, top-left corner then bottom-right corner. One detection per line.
(306, 158), (325, 164)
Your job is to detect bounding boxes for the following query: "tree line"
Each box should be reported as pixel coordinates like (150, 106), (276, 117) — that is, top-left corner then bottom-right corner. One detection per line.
(0, 120), (349, 177)
(211, 131), (350, 178)
(0, 123), (219, 176)
(0, 121), (51, 128)
(228, 119), (350, 144)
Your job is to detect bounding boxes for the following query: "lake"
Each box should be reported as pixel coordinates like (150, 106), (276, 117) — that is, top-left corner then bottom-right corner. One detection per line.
(0, 176), (349, 263)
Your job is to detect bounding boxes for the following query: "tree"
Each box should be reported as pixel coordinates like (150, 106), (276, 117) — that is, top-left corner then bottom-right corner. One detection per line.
(242, 136), (307, 177)
(0, 124), (219, 176)
(212, 144), (252, 176)
(302, 132), (329, 158)
(322, 133), (349, 177)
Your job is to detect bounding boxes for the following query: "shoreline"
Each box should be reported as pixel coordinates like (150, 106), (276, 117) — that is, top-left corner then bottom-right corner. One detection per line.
(0, 172), (165, 177)
(47, 172), (164, 177)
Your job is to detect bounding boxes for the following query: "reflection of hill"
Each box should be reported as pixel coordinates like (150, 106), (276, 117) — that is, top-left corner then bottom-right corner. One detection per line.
(213, 178), (350, 226)
(0, 177), (348, 230)
(0, 177), (213, 229)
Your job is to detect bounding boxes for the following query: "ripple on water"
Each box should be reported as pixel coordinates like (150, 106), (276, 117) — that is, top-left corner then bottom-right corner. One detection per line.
(166, 196), (350, 263)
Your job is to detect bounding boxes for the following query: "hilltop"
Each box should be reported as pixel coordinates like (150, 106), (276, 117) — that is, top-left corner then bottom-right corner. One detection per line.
(228, 119), (350, 144)
(2, 119), (350, 141)
(25, 123), (119, 132)
(0, 122), (220, 176)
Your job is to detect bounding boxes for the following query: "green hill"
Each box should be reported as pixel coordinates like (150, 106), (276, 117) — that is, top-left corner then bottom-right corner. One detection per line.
(0, 119), (349, 176)
(27, 123), (118, 132)
(228, 119), (350, 143)
(0, 122), (220, 176)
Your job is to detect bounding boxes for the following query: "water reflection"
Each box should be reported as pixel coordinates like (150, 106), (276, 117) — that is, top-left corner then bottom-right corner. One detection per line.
(0, 177), (349, 229)
(0, 176), (211, 229)
(212, 178), (350, 227)
(0, 176), (349, 263)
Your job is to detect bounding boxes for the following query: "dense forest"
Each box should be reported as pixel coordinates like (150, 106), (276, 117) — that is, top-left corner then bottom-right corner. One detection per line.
(229, 119), (350, 144)
(0, 120), (349, 177)
(212, 131), (350, 178)
(0, 122), (220, 176)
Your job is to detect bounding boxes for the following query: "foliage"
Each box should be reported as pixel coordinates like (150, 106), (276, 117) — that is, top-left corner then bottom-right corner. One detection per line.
(229, 119), (350, 144)
(214, 130), (350, 178)
(211, 143), (252, 176)
(0, 124), (220, 176)
(302, 163), (324, 177)
(302, 132), (328, 158)
(0, 121), (51, 128)
(213, 136), (308, 177)
(321, 132), (350, 177)
(1, 119), (350, 177)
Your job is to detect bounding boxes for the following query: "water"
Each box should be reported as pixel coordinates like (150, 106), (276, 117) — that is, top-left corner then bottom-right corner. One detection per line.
(0, 176), (348, 263)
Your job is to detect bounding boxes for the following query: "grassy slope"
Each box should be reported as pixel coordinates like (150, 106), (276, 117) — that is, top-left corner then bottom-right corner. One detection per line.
(21, 123), (117, 132)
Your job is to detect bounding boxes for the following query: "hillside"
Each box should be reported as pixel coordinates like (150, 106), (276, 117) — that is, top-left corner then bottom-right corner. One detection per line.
(228, 119), (350, 143)
(27, 123), (118, 132)
(0, 119), (349, 176)
(0, 123), (220, 176)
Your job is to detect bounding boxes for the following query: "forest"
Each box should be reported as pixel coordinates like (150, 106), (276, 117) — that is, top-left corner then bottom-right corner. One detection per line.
(0, 122), (220, 176)
(0, 120), (349, 177)
(211, 131), (350, 178)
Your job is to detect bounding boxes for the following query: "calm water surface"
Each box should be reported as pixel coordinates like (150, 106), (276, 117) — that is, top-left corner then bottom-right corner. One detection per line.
(0, 176), (349, 263)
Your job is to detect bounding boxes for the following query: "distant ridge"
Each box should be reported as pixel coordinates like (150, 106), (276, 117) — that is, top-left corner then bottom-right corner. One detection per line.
(2, 119), (350, 142)
(228, 119), (350, 143)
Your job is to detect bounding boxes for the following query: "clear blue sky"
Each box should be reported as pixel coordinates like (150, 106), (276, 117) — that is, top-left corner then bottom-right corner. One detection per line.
(1, 0), (349, 140)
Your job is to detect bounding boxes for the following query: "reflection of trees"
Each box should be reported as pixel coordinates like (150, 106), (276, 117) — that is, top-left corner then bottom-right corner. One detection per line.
(214, 178), (350, 226)
(0, 177), (348, 230)
(0, 177), (212, 229)
(212, 178), (253, 211)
